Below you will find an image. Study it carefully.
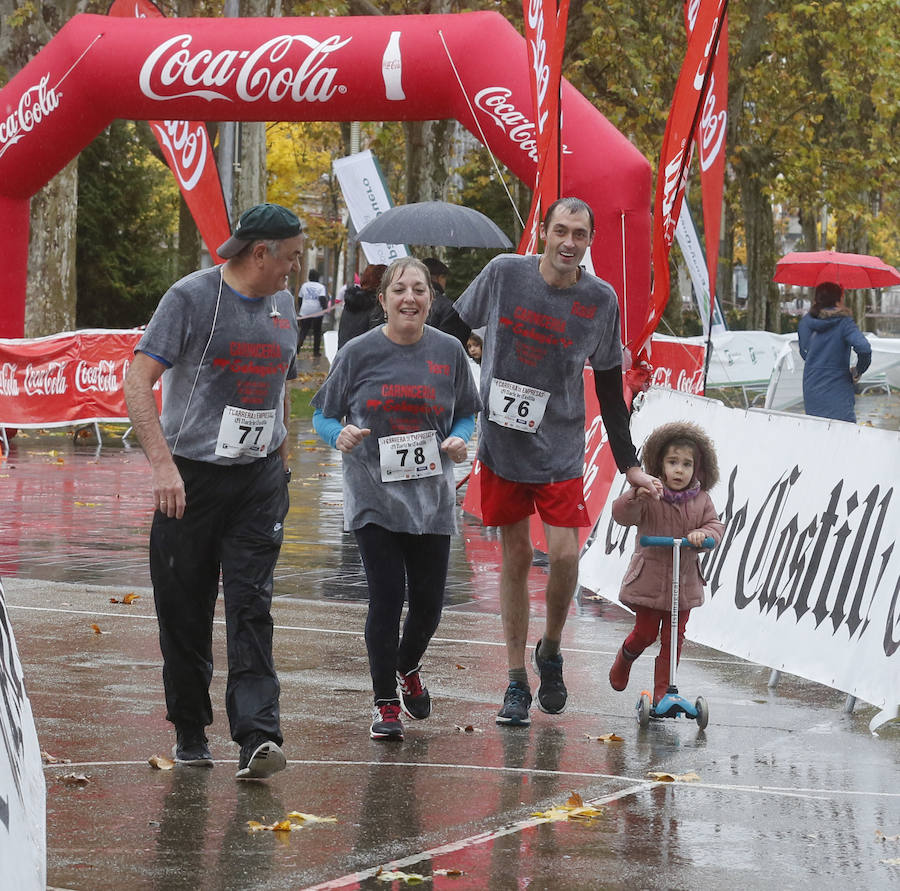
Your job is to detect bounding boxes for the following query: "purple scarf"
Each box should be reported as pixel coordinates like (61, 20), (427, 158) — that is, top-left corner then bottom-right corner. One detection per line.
(662, 480), (701, 504)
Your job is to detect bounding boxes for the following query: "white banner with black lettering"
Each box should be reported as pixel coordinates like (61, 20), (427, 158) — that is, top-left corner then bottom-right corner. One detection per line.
(579, 388), (900, 729)
(0, 579), (45, 889)
(332, 150), (408, 265)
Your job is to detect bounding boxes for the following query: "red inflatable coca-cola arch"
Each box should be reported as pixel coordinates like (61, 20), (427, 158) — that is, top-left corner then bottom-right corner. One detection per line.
(0, 11), (650, 339)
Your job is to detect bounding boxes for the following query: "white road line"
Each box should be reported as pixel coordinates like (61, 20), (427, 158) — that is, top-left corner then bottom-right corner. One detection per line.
(7, 602), (744, 663)
(42, 757), (900, 800)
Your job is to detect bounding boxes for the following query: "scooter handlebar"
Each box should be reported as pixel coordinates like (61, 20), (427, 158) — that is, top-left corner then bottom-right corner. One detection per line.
(640, 535), (716, 550)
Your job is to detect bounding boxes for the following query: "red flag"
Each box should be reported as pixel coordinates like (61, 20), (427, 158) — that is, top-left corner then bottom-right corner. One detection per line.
(108, 0), (231, 262)
(518, 0), (569, 255)
(686, 2), (728, 313)
(631, 0), (728, 357)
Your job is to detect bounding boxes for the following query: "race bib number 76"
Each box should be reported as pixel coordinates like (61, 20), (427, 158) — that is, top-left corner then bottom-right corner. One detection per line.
(488, 378), (550, 434)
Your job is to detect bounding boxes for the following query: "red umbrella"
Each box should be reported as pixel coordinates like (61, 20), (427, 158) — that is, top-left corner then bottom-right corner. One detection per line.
(773, 250), (900, 289)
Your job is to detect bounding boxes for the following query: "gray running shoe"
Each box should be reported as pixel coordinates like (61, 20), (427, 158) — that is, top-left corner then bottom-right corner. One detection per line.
(236, 733), (286, 779)
(496, 681), (532, 726)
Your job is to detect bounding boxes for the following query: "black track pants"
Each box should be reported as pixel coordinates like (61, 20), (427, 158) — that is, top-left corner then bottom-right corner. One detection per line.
(150, 452), (288, 744)
(353, 524), (450, 702)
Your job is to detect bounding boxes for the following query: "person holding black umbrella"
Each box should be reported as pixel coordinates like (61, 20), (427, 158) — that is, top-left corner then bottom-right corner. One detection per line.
(798, 281), (872, 422)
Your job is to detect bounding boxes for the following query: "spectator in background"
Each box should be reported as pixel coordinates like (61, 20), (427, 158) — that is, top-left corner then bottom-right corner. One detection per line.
(298, 269), (328, 358)
(338, 264), (387, 349)
(798, 281), (872, 422)
(466, 332), (483, 364)
(423, 257), (471, 349)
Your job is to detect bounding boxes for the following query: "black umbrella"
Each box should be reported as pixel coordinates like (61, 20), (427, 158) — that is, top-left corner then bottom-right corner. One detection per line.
(356, 201), (512, 249)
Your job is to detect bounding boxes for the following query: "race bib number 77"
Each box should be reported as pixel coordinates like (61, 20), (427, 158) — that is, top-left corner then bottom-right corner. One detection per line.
(488, 378), (550, 433)
(215, 405), (276, 458)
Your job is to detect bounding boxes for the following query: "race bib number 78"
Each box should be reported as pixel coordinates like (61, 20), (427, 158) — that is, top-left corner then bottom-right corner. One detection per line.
(378, 430), (442, 482)
(488, 378), (550, 433)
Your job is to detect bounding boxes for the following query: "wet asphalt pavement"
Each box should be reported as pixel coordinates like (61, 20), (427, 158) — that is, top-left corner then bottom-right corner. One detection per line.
(3, 375), (900, 890)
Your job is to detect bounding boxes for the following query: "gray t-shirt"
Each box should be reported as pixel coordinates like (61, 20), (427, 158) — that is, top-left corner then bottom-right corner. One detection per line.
(136, 265), (298, 465)
(311, 326), (481, 535)
(454, 253), (622, 483)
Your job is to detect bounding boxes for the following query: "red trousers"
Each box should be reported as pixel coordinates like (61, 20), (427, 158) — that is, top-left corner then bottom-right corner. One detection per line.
(624, 606), (691, 667)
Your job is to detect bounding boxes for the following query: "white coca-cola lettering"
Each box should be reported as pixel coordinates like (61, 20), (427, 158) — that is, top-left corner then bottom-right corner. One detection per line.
(685, 0), (701, 32)
(660, 144), (689, 241)
(474, 87), (572, 162)
(152, 120), (208, 191)
(698, 71), (726, 171)
(23, 362), (67, 396)
(693, 16), (720, 91)
(582, 412), (609, 499)
(75, 360), (120, 394)
(526, 0), (550, 134)
(0, 75), (60, 160)
(676, 367), (705, 394)
(139, 33), (350, 103)
(0, 363), (19, 396)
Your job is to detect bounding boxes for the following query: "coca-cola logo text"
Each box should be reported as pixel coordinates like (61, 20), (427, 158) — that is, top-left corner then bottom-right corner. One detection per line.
(651, 365), (704, 395)
(526, 0), (550, 135)
(0, 363), (19, 396)
(0, 75), (60, 160)
(474, 87), (571, 163)
(152, 120), (208, 191)
(659, 144), (690, 244)
(23, 362), (67, 396)
(139, 33), (352, 104)
(698, 71), (726, 172)
(75, 360), (120, 394)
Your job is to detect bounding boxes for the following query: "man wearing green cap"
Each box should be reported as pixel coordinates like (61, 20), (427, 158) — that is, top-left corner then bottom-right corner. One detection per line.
(124, 203), (303, 780)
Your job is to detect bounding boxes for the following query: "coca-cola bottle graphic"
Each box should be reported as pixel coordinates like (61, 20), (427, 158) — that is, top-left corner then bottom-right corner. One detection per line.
(382, 31), (405, 101)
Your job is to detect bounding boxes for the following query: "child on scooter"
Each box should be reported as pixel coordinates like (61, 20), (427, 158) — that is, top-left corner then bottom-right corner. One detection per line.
(608, 422), (724, 705)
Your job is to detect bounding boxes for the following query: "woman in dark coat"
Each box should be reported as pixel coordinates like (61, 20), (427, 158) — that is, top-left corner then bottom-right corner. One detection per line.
(337, 264), (386, 349)
(797, 281), (872, 422)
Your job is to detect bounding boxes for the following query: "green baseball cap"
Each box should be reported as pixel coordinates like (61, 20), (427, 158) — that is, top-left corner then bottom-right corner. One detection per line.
(218, 203), (302, 258)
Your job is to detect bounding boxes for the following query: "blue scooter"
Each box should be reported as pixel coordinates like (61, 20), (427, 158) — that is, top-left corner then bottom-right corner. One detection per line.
(635, 535), (715, 730)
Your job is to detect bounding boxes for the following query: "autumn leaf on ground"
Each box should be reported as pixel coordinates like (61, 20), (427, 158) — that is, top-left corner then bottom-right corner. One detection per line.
(879, 858), (900, 865)
(148, 755), (175, 770)
(110, 592), (141, 605)
(434, 868), (465, 877)
(454, 724), (482, 734)
(60, 773), (91, 786)
(74, 501), (100, 507)
(584, 732), (624, 743)
(374, 868), (427, 884)
(455, 663), (467, 670)
(41, 750), (70, 764)
(90, 623), (107, 634)
(876, 829), (900, 842)
(648, 771), (701, 783)
(532, 792), (603, 823)
(286, 811), (338, 824)
(248, 812), (337, 832)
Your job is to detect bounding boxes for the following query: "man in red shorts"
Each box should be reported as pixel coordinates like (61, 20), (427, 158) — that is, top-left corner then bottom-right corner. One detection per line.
(454, 197), (660, 725)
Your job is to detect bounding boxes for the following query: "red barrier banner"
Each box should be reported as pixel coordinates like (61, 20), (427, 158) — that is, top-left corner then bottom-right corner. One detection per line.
(686, 1), (728, 311)
(0, 330), (158, 427)
(632, 0), (728, 358)
(108, 0), (231, 261)
(648, 337), (706, 395)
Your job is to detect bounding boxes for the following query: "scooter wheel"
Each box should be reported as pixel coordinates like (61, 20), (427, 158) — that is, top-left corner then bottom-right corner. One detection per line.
(637, 692), (651, 729)
(694, 696), (709, 729)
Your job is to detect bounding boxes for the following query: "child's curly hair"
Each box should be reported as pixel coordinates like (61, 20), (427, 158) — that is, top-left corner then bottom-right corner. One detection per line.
(640, 421), (720, 491)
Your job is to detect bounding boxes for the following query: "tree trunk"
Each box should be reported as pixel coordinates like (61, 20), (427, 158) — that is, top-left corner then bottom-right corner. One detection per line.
(836, 205), (871, 329)
(738, 157), (779, 331)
